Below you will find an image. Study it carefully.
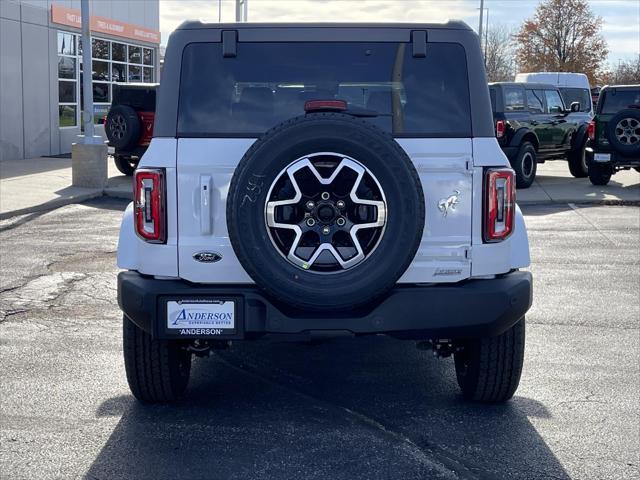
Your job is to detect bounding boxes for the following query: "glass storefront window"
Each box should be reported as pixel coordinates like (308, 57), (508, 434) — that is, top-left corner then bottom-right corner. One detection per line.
(143, 67), (153, 83)
(128, 65), (142, 82)
(92, 38), (110, 60)
(112, 42), (126, 62)
(58, 32), (76, 55)
(128, 46), (142, 64)
(58, 57), (76, 79)
(93, 83), (110, 103)
(59, 81), (76, 102)
(57, 31), (155, 126)
(112, 63), (126, 82)
(92, 60), (110, 81)
(59, 105), (77, 127)
(143, 48), (153, 66)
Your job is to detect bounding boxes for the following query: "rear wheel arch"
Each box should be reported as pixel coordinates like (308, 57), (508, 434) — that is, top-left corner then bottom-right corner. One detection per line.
(571, 123), (589, 151)
(511, 129), (539, 152)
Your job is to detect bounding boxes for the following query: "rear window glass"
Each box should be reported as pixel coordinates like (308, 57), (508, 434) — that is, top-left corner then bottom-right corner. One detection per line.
(503, 87), (525, 111)
(178, 42), (471, 137)
(559, 87), (591, 112)
(600, 89), (640, 114)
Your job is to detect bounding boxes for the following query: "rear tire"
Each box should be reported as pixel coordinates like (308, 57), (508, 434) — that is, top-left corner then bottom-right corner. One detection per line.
(511, 142), (537, 189)
(454, 318), (525, 403)
(114, 155), (137, 176)
(568, 141), (588, 178)
(588, 163), (613, 186)
(123, 316), (192, 403)
(106, 105), (141, 150)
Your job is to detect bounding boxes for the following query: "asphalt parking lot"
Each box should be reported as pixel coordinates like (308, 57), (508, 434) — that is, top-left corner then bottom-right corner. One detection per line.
(0, 198), (638, 480)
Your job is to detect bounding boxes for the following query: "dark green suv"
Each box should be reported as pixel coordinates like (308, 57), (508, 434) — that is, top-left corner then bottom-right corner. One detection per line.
(489, 82), (588, 188)
(586, 85), (640, 185)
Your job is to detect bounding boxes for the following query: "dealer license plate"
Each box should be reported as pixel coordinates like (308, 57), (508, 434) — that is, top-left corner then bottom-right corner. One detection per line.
(166, 300), (235, 332)
(593, 153), (611, 162)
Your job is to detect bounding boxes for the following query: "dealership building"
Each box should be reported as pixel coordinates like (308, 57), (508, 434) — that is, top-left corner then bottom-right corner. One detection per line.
(0, 0), (160, 161)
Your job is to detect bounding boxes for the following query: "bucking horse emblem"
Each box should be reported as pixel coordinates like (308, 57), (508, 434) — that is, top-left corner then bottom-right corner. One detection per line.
(438, 190), (461, 217)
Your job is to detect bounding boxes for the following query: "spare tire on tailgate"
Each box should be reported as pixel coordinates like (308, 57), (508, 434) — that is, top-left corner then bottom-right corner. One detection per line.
(226, 113), (425, 311)
(106, 105), (141, 150)
(607, 108), (640, 156)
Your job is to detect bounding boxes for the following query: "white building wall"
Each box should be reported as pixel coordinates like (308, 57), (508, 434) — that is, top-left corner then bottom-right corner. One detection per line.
(0, 0), (159, 161)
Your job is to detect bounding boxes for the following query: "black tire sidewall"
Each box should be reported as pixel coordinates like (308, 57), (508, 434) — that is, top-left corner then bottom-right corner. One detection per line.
(568, 138), (588, 178)
(512, 142), (537, 189)
(588, 162), (613, 186)
(607, 109), (640, 156)
(106, 105), (141, 150)
(227, 113), (425, 311)
(114, 155), (137, 176)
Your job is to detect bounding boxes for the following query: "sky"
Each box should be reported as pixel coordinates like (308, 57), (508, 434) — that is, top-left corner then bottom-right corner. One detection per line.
(158, 0), (640, 66)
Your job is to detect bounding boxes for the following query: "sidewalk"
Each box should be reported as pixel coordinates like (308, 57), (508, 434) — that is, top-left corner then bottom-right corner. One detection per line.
(1, 157), (638, 220)
(0, 156), (130, 220)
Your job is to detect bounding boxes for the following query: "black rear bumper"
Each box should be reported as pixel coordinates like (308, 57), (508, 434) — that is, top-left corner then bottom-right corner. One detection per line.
(585, 147), (640, 168)
(118, 271), (533, 341)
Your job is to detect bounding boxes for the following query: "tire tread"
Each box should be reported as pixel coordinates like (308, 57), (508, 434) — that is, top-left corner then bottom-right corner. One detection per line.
(123, 316), (191, 403)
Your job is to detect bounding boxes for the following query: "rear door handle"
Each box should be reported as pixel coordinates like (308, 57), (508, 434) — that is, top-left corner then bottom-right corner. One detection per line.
(200, 175), (213, 235)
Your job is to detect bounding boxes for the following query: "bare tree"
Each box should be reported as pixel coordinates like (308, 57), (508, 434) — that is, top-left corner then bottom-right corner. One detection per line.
(606, 58), (640, 85)
(514, 0), (608, 84)
(484, 24), (516, 82)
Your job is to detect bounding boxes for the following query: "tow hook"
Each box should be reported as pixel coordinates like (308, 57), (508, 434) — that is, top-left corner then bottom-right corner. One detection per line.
(187, 339), (231, 357)
(416, 339), (462, 358)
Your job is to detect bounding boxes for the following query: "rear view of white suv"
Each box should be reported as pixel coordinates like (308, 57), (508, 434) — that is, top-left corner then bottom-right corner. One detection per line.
(117, 22), (532, 404)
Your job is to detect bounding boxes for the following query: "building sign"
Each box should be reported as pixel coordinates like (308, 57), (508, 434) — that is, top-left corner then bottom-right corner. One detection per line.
(51, 4), (160, 44)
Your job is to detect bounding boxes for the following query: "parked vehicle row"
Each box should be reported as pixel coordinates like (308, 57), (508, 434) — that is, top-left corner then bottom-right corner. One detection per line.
(489, 81), (588, 188)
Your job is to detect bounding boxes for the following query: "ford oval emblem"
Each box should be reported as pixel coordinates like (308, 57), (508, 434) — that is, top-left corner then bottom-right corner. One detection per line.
(193, 251), (222, 263)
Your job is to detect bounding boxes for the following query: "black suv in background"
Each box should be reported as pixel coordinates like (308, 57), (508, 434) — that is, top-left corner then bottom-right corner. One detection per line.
(489, 82), (588, 188)
(586, 85), (640, 185)
(105, 83), (158, 175)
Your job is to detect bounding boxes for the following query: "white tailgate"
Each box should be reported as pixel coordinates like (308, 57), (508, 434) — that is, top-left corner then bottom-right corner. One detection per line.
(177, 138), (473, 284)
(177, 138), (255, 283)
(396, 139), (473, 283)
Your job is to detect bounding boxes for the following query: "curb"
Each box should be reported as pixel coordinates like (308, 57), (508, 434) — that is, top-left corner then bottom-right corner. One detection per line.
(518, 199), (640, 206)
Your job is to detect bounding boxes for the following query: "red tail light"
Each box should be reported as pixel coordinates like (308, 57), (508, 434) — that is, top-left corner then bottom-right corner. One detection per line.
(134, 169), (166, 243)
(587, 120), (595, 140)
(484, 169), (515, 242)
(495, 120), (506, 138)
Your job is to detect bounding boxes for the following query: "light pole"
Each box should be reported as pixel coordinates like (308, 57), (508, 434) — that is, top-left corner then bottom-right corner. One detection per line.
(478, 0), (485, 45)
(484, 8), (489, 64)
(80, 0), (100, 144)
(72, 0), (107, 188)
(236, 0), (248, 22)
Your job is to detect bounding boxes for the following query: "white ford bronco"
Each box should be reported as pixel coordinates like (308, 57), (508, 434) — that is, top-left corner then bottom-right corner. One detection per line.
(117, 22), (533, 404)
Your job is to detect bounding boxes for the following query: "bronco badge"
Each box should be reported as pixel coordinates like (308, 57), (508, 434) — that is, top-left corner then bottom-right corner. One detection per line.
(193, 251), (222, 263)
(438, 190), (461, 217)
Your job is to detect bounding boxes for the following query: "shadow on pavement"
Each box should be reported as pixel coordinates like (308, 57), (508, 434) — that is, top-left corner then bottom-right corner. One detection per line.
(85, 337), (569, 480)
(83, 197), (130, 212)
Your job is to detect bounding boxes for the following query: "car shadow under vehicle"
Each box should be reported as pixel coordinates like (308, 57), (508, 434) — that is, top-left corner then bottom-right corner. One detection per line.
(85, 336), (569, 480)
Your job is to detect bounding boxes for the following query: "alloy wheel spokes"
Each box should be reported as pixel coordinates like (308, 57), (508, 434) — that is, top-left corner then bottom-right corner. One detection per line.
(265, 153), (387, 273)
